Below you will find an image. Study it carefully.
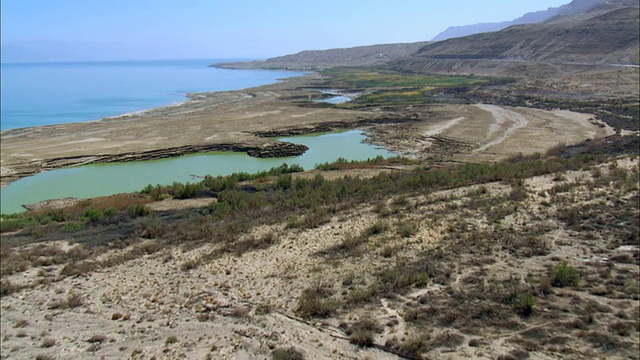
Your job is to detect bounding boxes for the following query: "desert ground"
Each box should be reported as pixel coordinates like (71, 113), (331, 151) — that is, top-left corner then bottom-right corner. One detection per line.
(0, 155), (638, 359)
(1, 70), (638, 360)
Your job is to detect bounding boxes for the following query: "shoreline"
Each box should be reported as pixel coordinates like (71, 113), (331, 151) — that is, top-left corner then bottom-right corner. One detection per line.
(0, 71), (615, 194)
(0, 67), (308, 136)
(0, 74), (390, 188)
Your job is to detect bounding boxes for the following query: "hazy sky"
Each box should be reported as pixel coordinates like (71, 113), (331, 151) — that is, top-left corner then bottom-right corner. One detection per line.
(1, 0), (570, 62)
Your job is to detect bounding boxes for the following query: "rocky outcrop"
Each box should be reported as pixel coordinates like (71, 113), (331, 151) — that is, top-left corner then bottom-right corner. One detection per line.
(246, 142), (308, 158)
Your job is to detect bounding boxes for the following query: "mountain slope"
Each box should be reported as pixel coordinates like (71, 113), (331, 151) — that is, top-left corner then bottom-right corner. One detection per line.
(214, 42), (429, 70)
(391, 4), (639, 75)
(431, 0), (608, 41)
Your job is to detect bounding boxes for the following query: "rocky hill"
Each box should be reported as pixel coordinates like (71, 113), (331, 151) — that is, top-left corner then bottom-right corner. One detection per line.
(390, 2), (639, 76)
(213, 42), (429, 70)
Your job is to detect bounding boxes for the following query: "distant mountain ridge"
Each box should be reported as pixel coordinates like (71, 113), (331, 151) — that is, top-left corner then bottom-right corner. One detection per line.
(391, 0), (639, 75)
(213, 42), (429, 70)
(431, 0), (608, 41)
(217, 0), (638, 75)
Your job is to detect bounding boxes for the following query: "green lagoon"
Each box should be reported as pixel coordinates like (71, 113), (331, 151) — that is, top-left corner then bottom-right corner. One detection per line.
(0, 130), (394, 214)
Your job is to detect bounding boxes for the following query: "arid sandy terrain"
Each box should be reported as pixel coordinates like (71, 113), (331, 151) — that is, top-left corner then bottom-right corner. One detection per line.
(0, 67), (636, 360)
(1, 155), (637, 359)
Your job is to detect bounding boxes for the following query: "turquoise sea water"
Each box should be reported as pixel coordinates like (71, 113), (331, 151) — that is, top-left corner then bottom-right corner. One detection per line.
(0, 59), (303, 130)
(0, 59), (394, 214)
(0, 130), (394, 214)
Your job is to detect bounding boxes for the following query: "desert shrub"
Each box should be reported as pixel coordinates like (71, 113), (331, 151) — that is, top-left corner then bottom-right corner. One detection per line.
(165, 335), (179, 345)
(295, 284), (339, 319)
(0, 279), (17, 297)
(59, 261), (98, 277)
(537, 277), (554, 296)
(431, 331), (465, 349)
(271, 347), (305, 360)
(609, 321), (634, 336)
(397, 220), (417, 238)
(103, 206), (118, 217)
(126, 204), (150, 217)
(173, 181), (203, 199)
(231, 305), (251, 318)
(349, 328), (375, 347)
(513, 294), (537, 317)
(321, 224), (379, 257)
(138, 217), (166, 239)
(580, 330), (623, 350)
(87, 334), (107, 343)
(83, 207), (104, 222)
(551, 261), (580, 287)
(61, 220), (86, 232)
(64, 291), (83, 308)
(40, 337), (56, 348)
(227, 232), (278, 255)
(346, 287), (377, 304)
(347, 317), (382, 347)
(376, 265), (429, 294)
(180, 259), (200, 271)
(0, 216), (38, 233)
(396, 334), (429, 359)
(254, 302), (274, 315)
(275, 174), (293, 190)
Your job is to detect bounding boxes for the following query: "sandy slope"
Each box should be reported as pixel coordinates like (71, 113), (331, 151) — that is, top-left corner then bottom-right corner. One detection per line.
(1, 157), (637, 359)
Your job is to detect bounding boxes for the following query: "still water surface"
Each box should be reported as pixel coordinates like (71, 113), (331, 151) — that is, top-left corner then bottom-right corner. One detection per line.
(0, 130), (394, 214)
(1, 59), (304, 130)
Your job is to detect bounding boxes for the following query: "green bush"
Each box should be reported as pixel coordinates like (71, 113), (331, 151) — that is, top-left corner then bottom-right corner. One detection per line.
(126, 204), (150, 217)
(514, 294), (537, 317)
(275, 174), (293, 190)
(104, 206), (118, 217)
(173, 181), (203, 199)
(83, 208), (104, 222)
(551, 260), (580, 287)
(62, 220), (86, 232)
(164, 335), (178, 345)
(0, 217), (38, 233)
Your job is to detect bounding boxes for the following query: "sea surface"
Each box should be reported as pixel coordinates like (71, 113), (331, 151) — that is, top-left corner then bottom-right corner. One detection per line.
(0, 59), (394, 214)
(0, 59), (303, 130)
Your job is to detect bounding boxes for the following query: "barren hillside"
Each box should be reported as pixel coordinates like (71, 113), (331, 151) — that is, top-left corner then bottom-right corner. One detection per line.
(214, 42), (429, 70)
(391, 4), (639, 76)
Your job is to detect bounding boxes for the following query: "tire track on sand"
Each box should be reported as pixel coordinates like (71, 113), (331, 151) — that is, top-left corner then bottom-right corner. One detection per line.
(473, 104), (529, 152)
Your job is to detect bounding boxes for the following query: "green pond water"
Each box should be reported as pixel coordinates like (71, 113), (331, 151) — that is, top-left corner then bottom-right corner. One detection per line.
(0, 130), (394, 214)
